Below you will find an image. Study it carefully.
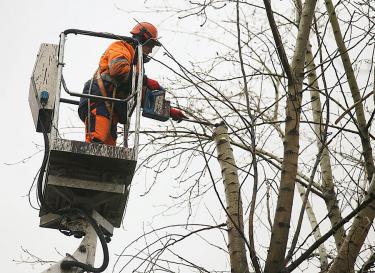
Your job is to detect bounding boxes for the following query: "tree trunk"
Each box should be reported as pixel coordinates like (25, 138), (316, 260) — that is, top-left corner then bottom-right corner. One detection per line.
(264, 0), (318, 272)
(296, 183), (328, 271)
(324, 1), (375, 271)
(305, 42), (346, 249)
(294, 0), (345, 251)
(214, 125), (250, 273)
(324, 0), (375, 181)
(329, 177), (375, 273)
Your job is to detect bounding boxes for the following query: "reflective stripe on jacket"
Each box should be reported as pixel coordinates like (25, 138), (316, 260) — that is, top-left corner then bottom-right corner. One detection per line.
(99, 41), (136, 80)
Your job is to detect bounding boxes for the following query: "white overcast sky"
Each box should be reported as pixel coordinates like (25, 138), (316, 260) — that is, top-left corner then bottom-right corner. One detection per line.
(0, 1), (214, 272)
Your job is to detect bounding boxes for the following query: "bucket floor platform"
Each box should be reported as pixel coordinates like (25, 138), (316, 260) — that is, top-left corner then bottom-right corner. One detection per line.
(40, 139), (136, 229)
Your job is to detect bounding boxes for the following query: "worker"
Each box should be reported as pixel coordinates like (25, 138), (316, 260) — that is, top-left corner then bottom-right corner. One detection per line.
(78, 22), (187, 146)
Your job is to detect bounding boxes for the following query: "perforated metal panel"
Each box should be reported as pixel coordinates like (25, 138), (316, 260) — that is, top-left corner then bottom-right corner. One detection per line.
(29, 43), (58, 132)
(41, 139), (136, 227)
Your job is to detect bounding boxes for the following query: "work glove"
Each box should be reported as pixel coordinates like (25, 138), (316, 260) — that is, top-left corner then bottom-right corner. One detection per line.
(145, 77), (161, 90)
(170, 108), (188, 123)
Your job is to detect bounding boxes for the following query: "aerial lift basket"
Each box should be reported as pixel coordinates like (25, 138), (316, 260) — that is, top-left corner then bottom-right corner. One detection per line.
(29, 29), (144, 234)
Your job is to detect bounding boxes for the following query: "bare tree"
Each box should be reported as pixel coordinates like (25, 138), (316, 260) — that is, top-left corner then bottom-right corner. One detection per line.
(102, 1), (375, 273)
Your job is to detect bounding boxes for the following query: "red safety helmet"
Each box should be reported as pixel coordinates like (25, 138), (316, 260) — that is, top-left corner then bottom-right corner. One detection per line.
(130, 22), (161, 46)
(131, 21), (161, 62)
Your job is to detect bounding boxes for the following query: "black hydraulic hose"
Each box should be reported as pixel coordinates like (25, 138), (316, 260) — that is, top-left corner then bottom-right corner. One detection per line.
(36, 110), (110, 273)
(36, 111), (51, 210)
(60, 208), (109, 273)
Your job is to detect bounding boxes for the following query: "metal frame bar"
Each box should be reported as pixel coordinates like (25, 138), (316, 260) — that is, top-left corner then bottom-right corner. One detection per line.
(63, 29), (138, 43)
(61, 76), (132, 103)
(133, 44), (144, 158)
(51, 28), (142, 152)
(60, 29), (139, 104)
(51, 33), (65, 141)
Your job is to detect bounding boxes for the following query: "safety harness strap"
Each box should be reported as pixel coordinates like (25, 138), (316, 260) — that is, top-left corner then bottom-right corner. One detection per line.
(96, 71), (113, 114)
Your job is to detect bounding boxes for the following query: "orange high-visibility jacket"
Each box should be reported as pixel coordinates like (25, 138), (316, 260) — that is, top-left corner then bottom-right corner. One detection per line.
(99, 41), (136, 80)
(78, 41), (137, 124)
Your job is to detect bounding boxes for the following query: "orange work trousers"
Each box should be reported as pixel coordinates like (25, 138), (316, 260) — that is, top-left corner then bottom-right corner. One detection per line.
(85, 108), (118, 146)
